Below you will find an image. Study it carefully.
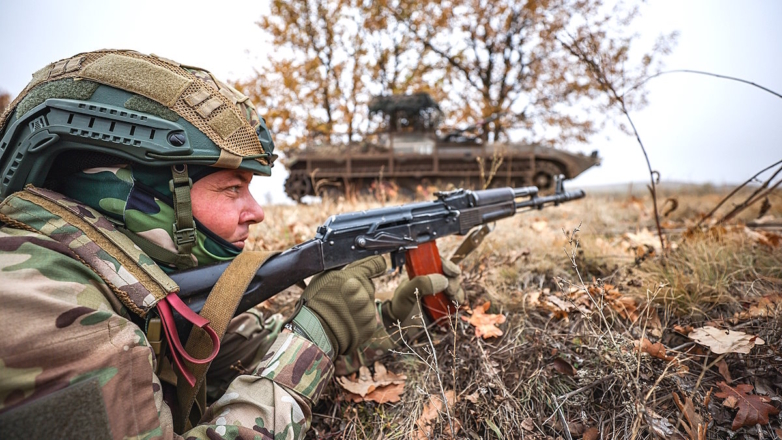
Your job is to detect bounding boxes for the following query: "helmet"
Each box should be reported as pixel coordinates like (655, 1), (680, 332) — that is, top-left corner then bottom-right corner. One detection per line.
(0, 49), (275, 196)
(0, 50), (276, 269)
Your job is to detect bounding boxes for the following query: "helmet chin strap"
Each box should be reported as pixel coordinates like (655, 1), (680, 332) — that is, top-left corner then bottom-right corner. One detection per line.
(170, 164), (197, 267)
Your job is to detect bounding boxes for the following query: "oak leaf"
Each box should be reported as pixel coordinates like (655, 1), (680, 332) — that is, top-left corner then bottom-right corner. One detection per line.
(336, 362), (406, 404)
(364, 383), (404, 404)
(714, 381), (780, 430)
(461, 302), (506, 339)
(688, 326), (764, 354)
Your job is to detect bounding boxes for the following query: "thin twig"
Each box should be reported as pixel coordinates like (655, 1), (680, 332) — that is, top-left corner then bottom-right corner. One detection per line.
(557, 34), (666, 255)
(696, 158), (782, 227)
(625, 69), (782, 100)
(717, 173), (782, 224)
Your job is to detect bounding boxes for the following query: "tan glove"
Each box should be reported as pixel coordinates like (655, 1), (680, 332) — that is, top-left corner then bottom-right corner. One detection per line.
(381, 258), (464, 327)
(291, 256), (387, 358)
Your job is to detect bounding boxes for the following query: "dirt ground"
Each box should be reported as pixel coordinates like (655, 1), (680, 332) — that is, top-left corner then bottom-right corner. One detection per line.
(246, 184), (782, 439)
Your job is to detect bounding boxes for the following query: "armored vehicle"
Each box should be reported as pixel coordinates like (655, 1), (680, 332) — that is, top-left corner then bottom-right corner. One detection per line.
(283, 93), (599, 201)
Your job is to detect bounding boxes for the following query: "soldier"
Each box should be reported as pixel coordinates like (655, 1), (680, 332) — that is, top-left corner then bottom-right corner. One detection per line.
(0, 50), (461, 439)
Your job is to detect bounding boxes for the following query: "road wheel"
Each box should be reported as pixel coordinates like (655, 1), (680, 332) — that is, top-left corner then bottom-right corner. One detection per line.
(534, 172), (552, 189)
(284, 173), (312, 202)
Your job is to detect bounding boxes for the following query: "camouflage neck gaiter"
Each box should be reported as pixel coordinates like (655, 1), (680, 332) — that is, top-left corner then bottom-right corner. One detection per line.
(55, 164), (240, 272)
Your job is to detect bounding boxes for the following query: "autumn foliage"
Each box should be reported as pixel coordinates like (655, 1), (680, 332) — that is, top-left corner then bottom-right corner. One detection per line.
(238, 0), (675, 151)
(0, 91), (11, 115)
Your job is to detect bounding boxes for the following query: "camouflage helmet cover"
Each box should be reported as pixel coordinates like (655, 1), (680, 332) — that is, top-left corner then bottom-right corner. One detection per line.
(0, 49), (276, 199)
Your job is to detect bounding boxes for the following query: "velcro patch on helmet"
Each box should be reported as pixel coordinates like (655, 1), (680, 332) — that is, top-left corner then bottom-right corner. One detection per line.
(124, 96), (180, 122)
(196, 97), (223, 118)
(81, 54), (192, 107)
(185, 89), (211, 107)
(209, 109), (244, 140)
(16, 79), (99, 119)
(50, 56), (85, 77)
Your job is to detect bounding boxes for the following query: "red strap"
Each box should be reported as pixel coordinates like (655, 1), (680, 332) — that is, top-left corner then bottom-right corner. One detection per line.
(156, 294), (221, 387)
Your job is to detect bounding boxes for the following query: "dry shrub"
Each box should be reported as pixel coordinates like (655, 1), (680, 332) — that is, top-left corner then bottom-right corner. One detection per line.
(637, 228), (782, 317)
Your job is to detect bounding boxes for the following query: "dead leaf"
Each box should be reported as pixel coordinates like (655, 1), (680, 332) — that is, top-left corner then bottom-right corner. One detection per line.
(714, 381), (780, 430)
(464, 391), (480, 404)
(568, 421), (588, 436)
(364, 382), (404, 404)
(521, 418), (535, 431)
(646, 310), (663, 338)
(460, 302), (506, 339)
(745, 227), (782, 248)
(372, 361), (407, 387)
(551, 358), (577, 376)
(635, 338), (674, 362)
(336, 362), (406, 404)
(688, 326), (765, 354)
(583, 427), (600, 440)
(722, 395), (738, 409)
(336, 366), (377, 396)
(415, 391), (458, 440)
(531, 219), (548, 232)
(673, 393), (707, 440)
(716, 359), (732, 383)
(542, 294), (572, 319)
(525, 289), (542, 307)
(674, 324), (694, 335)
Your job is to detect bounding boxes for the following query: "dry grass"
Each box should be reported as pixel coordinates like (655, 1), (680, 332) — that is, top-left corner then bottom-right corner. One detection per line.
(245, 186), (782, 439)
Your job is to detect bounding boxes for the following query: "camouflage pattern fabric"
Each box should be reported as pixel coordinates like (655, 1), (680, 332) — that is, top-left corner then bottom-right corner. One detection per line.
(0, 190), (330, 439)
(0, 185), (176, 316)
(55, 165), (241, 271)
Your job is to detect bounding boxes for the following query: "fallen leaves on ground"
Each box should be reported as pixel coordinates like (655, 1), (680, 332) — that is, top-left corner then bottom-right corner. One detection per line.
(530, 218), (549, 232)
(716, 359), (732, 383)
(524, 283), (648, 324)
(634, 337), (674, 362)
(714, 382), (780, 430)
(732, 294), (782, 322)
(674, 324), (694, 335)
(673, 393), (707, 440)
(461, 302), (506, 339)
(688, 326), (765, 354)
(336, 362), (406, 404)
(583, 427), (600, 440)
(744, 227), (782, 248)
(414, 390), (460, 440)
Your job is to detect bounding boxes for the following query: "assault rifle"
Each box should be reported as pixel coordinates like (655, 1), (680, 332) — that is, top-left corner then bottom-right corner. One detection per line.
(171, 176), (584, 331)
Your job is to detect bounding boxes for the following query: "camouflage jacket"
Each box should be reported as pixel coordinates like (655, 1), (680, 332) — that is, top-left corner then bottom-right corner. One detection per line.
(0, 187), (333, 439)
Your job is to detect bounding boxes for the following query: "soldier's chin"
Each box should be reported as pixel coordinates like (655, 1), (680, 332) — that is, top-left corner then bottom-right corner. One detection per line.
(233, 241), (245, 249)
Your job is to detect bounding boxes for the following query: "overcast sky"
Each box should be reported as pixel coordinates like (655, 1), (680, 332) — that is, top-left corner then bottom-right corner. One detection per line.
(1, 0), (780, 202)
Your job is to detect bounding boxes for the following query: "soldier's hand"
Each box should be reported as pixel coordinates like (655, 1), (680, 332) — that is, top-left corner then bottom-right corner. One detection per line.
(290, 256), (387, 358)
(381, 257), (464, 326)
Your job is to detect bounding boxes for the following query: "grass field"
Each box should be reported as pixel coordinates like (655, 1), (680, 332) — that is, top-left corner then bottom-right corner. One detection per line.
(246, 184), (782, 439)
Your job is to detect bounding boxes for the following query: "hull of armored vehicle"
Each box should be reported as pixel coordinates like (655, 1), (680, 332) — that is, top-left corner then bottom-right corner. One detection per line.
(283, 135), (599, 201)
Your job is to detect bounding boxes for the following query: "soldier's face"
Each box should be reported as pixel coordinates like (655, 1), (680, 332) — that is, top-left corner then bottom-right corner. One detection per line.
(191, 169), (264, 249)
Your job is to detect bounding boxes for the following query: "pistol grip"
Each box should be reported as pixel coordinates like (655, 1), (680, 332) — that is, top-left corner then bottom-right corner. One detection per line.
(404, 241), (457, 327)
